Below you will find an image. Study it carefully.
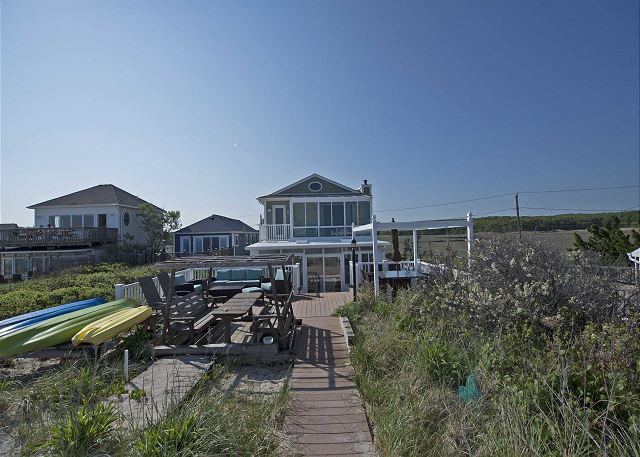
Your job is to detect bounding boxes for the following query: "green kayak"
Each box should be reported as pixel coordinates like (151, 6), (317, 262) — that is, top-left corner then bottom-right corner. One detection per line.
(0, 299), (137, 358)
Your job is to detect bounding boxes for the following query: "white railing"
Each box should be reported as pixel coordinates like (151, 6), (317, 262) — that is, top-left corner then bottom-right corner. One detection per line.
(259, 224), (291, 241)
(115, 269), (191, 303)
(114, 264), (302, 302)
(349, 260), (446, 286)
(284, 263), (302, 292)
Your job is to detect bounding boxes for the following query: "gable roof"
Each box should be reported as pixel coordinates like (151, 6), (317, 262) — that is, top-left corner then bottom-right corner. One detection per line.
(174, 214), (258, 234)
(27, 184), (162, 211)
(258, 173), (361, 199)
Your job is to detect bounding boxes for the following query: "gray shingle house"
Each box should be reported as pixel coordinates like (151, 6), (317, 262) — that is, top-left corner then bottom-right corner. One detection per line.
(173, 214), (258, 256)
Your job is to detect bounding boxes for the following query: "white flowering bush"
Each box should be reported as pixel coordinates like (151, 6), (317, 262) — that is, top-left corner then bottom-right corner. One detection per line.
(437, 238), (628, 336)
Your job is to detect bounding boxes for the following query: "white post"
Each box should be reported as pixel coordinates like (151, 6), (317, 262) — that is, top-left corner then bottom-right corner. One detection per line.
(371, 216), (380, 297)
(466, 212), (474, 269)
(115, 284), (124, 300)
(413, 229), (419, 272)
(124, 349), (129, 382)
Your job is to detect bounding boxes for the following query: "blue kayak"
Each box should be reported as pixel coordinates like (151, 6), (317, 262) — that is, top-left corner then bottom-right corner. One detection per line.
(0, 297), (107, 338)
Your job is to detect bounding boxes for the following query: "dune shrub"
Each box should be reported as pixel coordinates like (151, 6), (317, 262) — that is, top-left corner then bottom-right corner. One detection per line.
(339, 238), (640, 456)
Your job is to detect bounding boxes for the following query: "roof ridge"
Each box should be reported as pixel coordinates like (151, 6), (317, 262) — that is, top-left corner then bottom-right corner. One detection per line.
(27, 184), (162, 210)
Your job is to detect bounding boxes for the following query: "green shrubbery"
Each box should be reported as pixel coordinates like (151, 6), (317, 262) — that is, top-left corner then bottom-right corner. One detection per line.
(338, 238), (640, 456)
(46, 403), (118, 456)
(0, 263), (157, 320)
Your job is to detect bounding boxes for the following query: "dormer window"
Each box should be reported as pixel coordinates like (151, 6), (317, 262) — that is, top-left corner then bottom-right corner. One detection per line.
(308, 181), (323, 192)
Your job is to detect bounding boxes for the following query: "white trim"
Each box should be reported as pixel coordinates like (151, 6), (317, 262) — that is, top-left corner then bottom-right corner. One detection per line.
(353, 214), (474, 296)
(308, 181), (323, 192)
(174, 231), (257, 236)
(289, 195), (371, 203)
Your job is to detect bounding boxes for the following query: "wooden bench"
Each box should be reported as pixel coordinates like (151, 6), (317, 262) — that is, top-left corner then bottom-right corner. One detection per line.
(251, 289), (295, 347)
(139, 276), (218, 345)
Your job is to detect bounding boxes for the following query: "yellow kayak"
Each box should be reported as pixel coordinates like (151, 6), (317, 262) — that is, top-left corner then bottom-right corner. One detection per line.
(71, 306), (152, 346)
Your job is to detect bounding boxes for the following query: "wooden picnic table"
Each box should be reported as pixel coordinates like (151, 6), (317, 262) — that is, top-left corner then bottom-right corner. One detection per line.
(212, 292), (263, 343)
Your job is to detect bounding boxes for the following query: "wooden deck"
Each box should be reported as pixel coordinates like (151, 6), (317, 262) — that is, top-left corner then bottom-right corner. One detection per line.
(292, 291), (353, 318)
(284, 292), (375, 456)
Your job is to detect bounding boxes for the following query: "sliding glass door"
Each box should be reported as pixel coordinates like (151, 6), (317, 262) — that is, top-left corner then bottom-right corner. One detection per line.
(305, 255), (342, 293)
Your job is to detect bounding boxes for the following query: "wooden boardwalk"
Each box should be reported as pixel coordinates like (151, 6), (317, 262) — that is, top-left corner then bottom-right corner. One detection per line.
(113, 355), (214, 428)
(292, 291), (353, 318)
(284, 292), (375, 456)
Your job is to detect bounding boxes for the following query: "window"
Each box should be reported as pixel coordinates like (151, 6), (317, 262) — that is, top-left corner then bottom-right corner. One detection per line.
(346, 202), (357, 225)
(83, 214), (94, 227)
(194, 236), (228, 252)
(293, 203), (305, 227)
(332, 202), (344, 226)
(60, 215), (71, 228)
(3, 258), (13, 275)
(306, 202), (318, 226)
(358, 201), (371, 225)
(71, 215), (82, 227)
(308, 181), (323, 192)
(234, 234), (239, 246)
(15, 257), (28, 275)
(123, 212), (130, 226)
(319, 227), (345, 237)
(293, 227), (319, 237)
(48, 216), (56, 227)
(319, 203), (332, 226)
(97, 214), (107, 227)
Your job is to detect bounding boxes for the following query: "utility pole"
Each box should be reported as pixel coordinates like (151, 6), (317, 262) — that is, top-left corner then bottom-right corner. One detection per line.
(515, 193), (522, 241)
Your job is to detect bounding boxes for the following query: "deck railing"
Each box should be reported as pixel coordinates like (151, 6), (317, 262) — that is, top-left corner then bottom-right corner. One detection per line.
(114, 263), (302, 303)
(259, 224), (291, 241)
(350, 260), (446, 286)
(0, 227), (118, 248)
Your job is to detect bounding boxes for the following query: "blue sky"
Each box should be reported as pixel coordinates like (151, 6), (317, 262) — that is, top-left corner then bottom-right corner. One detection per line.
(1, 0), (638, 228)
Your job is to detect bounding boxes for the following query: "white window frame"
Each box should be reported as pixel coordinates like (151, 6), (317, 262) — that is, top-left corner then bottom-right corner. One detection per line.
(193, 235), (229, 252)
(290, 196), (372, 238)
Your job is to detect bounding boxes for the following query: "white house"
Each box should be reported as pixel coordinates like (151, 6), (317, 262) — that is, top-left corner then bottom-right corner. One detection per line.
(28, 184), (161, 243)
(0, 184), (162, 278)
(247, 174), (387, 293)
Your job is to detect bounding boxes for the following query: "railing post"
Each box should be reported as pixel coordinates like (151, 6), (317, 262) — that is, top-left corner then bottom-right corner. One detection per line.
(115, 283), (124, 300)
(467, 212), (474, 270)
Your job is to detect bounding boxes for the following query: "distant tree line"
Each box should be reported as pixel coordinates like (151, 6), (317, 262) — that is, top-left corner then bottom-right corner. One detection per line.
(398, 211), (640, 236)
(475, 210), (639, 233)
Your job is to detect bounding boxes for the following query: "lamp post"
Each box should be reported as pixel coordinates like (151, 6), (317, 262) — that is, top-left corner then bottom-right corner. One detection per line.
(351, 224), (357, 301)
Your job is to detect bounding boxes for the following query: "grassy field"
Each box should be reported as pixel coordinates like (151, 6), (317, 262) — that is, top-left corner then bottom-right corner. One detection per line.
(380, 228), (638, 260)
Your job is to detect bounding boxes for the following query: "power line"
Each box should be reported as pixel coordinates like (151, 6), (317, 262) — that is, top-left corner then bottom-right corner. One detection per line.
(376, 184), (639, 214)
(376, 193), (513, 213)
(474, 208), (516, 216)
(519, 185), (639, 195)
